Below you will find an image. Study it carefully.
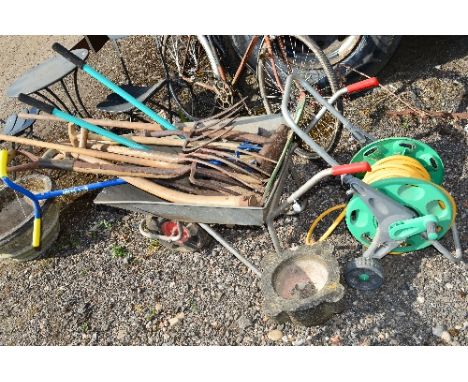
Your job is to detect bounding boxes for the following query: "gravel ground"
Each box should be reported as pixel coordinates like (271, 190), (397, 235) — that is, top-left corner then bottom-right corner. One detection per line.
(0, 36), (467, 346)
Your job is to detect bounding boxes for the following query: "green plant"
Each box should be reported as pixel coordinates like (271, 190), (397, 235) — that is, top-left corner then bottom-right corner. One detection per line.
(401, 116), (411, 129)
(111, 245), (129, 258)
(147, 240), (160, 254)
(190, 300), (199, 313)
(98, 219), (112, 230)
(145, 308), (160, 322)
(81, 322), (89, 333)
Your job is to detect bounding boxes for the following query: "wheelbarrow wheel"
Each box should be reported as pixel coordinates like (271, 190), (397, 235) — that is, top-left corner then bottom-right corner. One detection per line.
(345, 257), (384, 291)
(143, 216), (210, 253)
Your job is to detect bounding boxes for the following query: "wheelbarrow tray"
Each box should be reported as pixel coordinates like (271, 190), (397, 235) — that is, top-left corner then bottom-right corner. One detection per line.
(94, 114), (293, 226)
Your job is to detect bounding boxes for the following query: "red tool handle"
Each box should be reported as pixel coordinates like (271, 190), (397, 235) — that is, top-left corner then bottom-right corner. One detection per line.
(346, 77), (379, 94)
(331, 162), (371, 176)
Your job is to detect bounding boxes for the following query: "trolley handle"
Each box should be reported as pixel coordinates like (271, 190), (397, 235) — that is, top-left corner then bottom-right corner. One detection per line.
(281, 73), (375, 161)
(331, 162), (371, 176)
(346, 77), (379, 94)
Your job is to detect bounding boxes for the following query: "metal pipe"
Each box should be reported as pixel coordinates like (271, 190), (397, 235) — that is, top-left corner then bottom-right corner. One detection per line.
(430, 223), (463, 262)
(281, 75), (339, 167)
(266, 219), (282, 255)
(281, 73), (375, 147)
(304, 88), (346, 134)
(199, 223), (261, 277)
(271, 168), (333, 219)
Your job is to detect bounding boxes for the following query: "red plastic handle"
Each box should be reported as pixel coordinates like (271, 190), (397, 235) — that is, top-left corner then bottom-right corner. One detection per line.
(346, 77), (379, 94)
(331, 162), (371, 176)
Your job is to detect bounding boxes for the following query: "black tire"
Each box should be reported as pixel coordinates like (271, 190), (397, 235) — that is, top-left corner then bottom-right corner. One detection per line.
(256, 35), (342, 159)
(345, 257), (384, 291)
(232, 35), (401, 80)
(310, 35), (401, 79)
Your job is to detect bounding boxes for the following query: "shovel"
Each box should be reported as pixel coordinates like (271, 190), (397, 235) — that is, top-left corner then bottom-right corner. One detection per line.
(52, 43), (178, 132)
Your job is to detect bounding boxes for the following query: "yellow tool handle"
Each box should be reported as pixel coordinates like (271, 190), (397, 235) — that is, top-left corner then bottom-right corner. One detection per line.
(32, 218), (42, 248)
(0, 149), (8, 177)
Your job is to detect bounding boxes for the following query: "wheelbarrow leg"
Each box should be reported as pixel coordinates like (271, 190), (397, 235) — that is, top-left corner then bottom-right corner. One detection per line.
(198, 223), (261, 277)
(266, 218), (282, 255)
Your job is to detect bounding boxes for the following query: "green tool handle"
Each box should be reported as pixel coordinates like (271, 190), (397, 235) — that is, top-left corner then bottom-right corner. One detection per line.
(389, 215), (439, 241)
(18, 93), (150, 151)
(52, 43), (178, 131)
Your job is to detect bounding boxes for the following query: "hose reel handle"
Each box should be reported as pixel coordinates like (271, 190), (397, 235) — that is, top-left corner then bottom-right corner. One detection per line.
(331, 162), (371, 176)
(346, 77), (380, 94)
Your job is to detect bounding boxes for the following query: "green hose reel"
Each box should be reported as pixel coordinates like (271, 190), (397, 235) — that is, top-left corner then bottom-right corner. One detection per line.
(350, 137), (445, 185)
(345, 138), (456, 253)
(346, 177), (455, 252)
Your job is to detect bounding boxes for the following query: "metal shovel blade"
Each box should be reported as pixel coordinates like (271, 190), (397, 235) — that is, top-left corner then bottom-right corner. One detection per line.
(3, 108), (38, 136)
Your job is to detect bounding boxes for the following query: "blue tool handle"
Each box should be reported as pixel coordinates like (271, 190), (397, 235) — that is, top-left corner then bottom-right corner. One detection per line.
(82, 65), (178, 131)
(1, 176), (42, 218)
(54, 109), (150, 151)
(18, 93), (150, 151)
(35, 178), (126, 200)
(51, 42), (178, 131)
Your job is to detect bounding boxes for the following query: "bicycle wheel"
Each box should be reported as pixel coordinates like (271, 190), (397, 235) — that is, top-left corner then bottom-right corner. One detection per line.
(162, 35), (222, 120)
(257, 35), (342, 159)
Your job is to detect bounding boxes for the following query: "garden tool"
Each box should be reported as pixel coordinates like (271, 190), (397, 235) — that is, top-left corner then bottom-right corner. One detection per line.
(17, 93), (150, 151)
(52, 43), (178, 131)
(0, 149), (125, 248)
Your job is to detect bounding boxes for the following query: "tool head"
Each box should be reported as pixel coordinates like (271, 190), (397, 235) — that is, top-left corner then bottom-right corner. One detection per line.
(2, 108), (38, 136)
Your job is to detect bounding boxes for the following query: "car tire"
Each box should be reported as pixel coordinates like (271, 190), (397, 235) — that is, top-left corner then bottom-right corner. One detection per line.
(229, 35), (401, 80)
(310, 35), (401, 80)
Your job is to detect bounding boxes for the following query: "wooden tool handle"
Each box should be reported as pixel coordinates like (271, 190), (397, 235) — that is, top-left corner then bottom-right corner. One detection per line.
(77, 154), (258, 207)
(17, 112), (164, 131)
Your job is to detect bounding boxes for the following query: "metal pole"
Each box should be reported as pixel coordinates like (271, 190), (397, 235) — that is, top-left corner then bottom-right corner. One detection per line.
(199, 223), (261, 277)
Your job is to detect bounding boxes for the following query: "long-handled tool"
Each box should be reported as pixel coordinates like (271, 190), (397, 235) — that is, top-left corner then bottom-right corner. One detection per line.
(52, 43), (178, 132)
(0, 149), (125, 248)
(17, 93), (150, 151)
